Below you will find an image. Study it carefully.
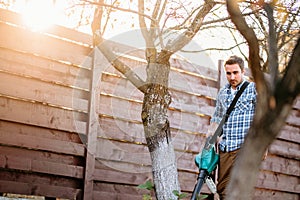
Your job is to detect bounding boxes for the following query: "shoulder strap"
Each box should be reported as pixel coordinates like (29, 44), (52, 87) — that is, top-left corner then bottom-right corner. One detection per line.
(224, 81), (250, 122)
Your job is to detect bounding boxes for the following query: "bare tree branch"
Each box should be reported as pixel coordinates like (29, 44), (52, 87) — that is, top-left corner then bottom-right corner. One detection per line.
(180, 41), (247, 53)
(137, 0), (151, 43)
(161, 0), (216, 60)
(169, 9), (259, 30)
(91, 2), (147, 93)
(138, 0), (157, 63)
(91, 0), (103, 45)
(277, 4), (300, 49)
(83, 0), (155, 21)
(264, 3), (279, 92)
(97, 40), (147, 93)
(155, 0), (168, 48)
(149, 0), (163, 39)
(275, 37), (300, 106)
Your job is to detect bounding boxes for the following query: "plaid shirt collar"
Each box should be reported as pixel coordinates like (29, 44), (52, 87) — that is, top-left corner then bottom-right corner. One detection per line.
(225, 78), (247, 91)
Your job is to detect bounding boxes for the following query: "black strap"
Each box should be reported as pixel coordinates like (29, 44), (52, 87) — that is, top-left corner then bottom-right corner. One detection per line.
(205, 81), (250, 149)
(224, 81), (250, 123)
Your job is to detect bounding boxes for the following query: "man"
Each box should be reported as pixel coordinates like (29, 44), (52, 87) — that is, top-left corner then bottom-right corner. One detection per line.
(209, 55), (257, 199)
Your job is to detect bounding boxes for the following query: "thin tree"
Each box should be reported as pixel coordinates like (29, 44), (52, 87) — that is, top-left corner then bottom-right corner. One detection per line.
(225, 0), (300, 199)
(89, 0), (217, 199)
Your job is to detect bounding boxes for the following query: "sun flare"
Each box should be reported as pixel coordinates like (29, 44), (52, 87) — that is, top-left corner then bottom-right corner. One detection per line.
(21, 0), (58, 31)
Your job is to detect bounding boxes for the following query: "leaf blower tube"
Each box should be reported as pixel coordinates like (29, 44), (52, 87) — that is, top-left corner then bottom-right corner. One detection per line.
(190, 133), (221, 200)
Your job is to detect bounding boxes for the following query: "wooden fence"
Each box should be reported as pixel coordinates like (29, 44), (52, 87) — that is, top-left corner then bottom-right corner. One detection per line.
(0, 8), (299, 200)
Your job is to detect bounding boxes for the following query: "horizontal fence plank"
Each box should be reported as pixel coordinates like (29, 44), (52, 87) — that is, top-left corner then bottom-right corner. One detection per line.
(169, 89), (215, 117)
(0, 180), (82, 199)
(93, 182), (147, 200)
(0, 120), (83, 143)
(169, 108), (210, 133)
(0, 47), (91, 91)
(95, 158), (152, 174)
(0, 154), (84, 179)
(95, 138), (151, 166)
(0, 71), (89, 112)
(260, 155), (299, 176)
(269, 144), (300, 160)
(0, 138), (84, 179)
(256, 171), (300, 194)
(170, 58), (218, 81)
(269, 139), (300, 160)
(277, 125), (300, 143)
(98, 116), (145, 144)
(92, 191), (143, 200)
(169, 70), (218, 98)
(93, 166), (152, 187)
(0, 145), (84, 166)
(98, 93), (142, 121)
(0, 123), (85, 156)
(286, 109), (300, 126)
(0, 171), (82, 199)
(100, 73), (144, 101)
(0, 22), (92, 68)
(254, 189), (299, 200)
(0, 96), (87, 134)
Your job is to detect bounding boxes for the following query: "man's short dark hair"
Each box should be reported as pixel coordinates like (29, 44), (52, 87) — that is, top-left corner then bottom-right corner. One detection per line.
(224, 55), (244, 71)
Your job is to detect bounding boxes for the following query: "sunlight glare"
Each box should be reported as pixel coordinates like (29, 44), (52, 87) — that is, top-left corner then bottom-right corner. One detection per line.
(21, 0), (58, 31)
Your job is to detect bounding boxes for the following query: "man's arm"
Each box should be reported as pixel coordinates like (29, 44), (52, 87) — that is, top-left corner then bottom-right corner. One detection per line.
(207, 122), (219, 137)
(207, 122), (222, 145)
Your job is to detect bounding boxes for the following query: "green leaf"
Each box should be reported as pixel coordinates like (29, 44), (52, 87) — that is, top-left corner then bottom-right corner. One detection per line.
(142, 194), (152, 200)
(172, 190), (180, 196)
(172, 190), (188, 199)
(199, 194), (209, 199)
(137, 180), (154, 190)
(178, 193), (188, 199)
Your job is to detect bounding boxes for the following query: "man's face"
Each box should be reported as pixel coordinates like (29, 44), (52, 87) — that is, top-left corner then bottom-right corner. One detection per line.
(225, 63), (244, 89)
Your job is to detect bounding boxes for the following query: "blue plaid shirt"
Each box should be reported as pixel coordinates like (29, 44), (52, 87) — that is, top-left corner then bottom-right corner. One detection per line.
(211, 80), (257, 152)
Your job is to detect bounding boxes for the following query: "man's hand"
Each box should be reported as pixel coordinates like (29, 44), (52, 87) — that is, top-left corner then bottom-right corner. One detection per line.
(214, 193), (220, 200)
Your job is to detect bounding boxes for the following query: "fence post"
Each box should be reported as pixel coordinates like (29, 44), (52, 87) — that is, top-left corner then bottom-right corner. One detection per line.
(83, 48), (102, 200)
(217, 59), (226, 90)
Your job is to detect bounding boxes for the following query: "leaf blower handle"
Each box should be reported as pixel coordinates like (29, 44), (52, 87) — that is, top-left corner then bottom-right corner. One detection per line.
(190, 169), (208, 200)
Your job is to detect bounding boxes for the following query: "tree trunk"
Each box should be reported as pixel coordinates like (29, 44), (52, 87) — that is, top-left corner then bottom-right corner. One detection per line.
(141, 61), (180, 200)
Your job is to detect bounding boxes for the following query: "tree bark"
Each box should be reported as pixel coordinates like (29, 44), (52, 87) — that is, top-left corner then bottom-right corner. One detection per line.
(141, 60), (180, 200)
